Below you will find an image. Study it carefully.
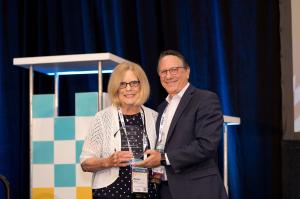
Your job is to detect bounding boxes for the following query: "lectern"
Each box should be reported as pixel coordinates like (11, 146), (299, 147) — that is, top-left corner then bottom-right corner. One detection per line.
(14, 53), (131, 199)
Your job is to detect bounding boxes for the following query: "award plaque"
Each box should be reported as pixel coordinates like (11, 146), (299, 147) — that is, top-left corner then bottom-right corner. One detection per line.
(113, 124), (148, 162)
(121, 125), (147, 162)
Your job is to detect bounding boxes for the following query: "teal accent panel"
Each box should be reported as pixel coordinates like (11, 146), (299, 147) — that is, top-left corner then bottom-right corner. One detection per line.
(54, 164), (76, 187)
(75, 92), (98, 116)
(76, 140), (84, 163)
(32, 94), (54, 118)
(54, 117), (75, 140)
(32, 141), (54, 164)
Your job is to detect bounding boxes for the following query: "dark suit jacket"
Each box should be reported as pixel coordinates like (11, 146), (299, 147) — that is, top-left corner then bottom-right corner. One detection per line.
(156, 84), (228, 199)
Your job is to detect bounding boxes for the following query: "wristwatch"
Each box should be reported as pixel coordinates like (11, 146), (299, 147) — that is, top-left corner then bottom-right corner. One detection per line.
(160, 152), (167, 166)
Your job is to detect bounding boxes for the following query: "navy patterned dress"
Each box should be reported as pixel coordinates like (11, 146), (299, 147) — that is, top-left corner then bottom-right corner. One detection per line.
(92, 113), (158, 199)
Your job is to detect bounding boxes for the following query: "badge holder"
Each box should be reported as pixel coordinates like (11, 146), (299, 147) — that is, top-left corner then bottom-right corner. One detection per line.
(131, 159), (148, 193)
(129, 138), (149, 194)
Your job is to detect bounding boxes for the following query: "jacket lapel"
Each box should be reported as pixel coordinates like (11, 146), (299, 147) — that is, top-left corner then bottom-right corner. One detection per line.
(165, 85), (194, 145)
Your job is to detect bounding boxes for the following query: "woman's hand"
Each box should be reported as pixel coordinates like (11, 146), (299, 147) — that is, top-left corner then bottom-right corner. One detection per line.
(81, 151), (133, 172)
(106, 151), (133, 167)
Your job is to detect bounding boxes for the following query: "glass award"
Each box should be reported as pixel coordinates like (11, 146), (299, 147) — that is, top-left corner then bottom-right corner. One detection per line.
(115, 125), (148, 164)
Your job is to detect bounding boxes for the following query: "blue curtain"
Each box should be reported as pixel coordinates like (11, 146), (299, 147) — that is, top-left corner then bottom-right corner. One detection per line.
(0, 0), (281, 198)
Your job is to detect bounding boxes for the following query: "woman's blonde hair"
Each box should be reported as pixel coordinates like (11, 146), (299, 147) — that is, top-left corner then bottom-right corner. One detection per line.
(107, 62), (150, 107)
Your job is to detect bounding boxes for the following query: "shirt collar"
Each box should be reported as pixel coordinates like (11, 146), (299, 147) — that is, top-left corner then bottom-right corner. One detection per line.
(166, 83), (190, 103)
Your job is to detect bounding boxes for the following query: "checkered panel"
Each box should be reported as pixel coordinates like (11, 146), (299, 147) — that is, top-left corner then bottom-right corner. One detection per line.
(75, 116), (94, 140)
(32, 188), (54, 199)
(76, 187), (92, 199)
(75, 92), (111, 116)
(31, 92), (108, 199)
(76, 164), (92, 187)
(32, 165), (54, 187)
(32, 94), (54, 118)
(55, 164), (76, 187)
(32, 118), (54, 141)
(33, 141), (54, 164)
(54, 141), (76, 164)
(55, 187), (76, 198)
(54, 117), (75, 140)
(76, 140), (84, 163)
(75, 92), (98, 116)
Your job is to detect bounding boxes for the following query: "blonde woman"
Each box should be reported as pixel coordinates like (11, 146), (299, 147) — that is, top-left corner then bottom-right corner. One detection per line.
(80, 62), (158, 199)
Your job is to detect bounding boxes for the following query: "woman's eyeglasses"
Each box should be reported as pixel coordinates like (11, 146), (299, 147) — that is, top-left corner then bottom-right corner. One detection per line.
(119, 80), (140, 89)
(159, 66), (185, 77)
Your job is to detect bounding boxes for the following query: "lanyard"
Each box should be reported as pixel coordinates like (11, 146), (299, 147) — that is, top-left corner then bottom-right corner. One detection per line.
(117, 107), (148, 154)
(157, 105), (168, 148)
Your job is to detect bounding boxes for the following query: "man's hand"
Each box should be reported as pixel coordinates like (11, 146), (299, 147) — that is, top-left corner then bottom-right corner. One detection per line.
(133, 149), (161, 168)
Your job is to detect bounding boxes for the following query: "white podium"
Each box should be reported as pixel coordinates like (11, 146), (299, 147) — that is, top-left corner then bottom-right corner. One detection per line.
(14, 53), (132, 199)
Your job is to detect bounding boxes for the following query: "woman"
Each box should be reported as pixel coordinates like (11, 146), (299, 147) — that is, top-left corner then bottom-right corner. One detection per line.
(80, 62), (158, 199)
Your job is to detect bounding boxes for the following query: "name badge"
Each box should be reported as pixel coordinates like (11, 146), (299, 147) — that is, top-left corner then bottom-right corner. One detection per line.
(131, 166), (148, 193)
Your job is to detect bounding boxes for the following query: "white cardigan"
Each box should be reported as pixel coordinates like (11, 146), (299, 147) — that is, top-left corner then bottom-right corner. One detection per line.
(80, 105), (158, 189)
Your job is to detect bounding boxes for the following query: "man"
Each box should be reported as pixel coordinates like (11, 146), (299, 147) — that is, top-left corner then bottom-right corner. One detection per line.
(134, 50), (228, 199)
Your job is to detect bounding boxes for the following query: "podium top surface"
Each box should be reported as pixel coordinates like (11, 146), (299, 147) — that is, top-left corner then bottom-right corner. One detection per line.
(13, 53), (131, 75)
(223, 115), (241, 125)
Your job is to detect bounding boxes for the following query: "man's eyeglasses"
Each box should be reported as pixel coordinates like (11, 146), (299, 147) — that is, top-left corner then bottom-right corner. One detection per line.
(159, 66), (185, 77)
(119, 80), (140, 89)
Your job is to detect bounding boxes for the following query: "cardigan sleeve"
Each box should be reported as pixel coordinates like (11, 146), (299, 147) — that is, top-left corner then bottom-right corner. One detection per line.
(80, 112), (104, 163)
